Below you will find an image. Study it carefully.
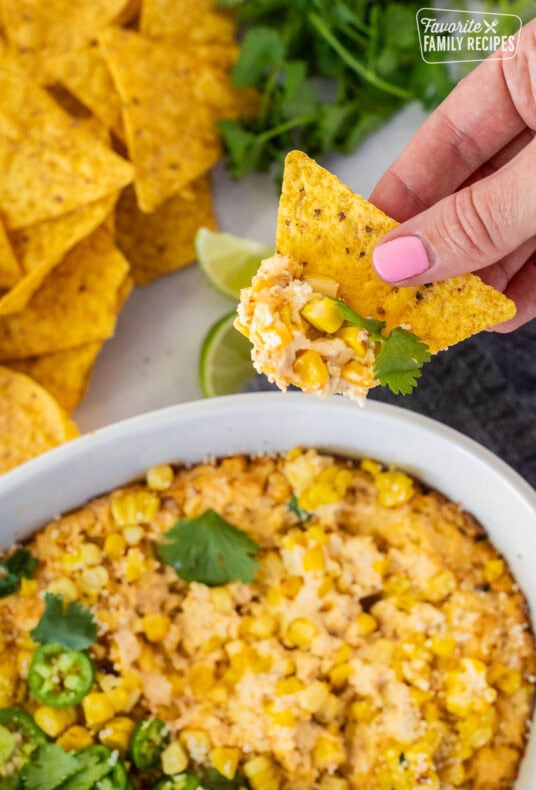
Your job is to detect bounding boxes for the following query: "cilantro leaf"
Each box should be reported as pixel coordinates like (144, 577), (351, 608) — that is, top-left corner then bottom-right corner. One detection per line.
(20, 744), (81, 790)
(287, 495), (312, 524)
(157, 509), (260, 586)
(331, 299), (386, 336)
(0, 549), (38, 599)
(30, 593), (97, 651)
(202, 767), (246, 789)
(374, 327), (431, 395)
(231, 27), (285, 88)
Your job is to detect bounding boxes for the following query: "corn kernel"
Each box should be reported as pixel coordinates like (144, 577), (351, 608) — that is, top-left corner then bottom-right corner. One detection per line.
(305, 525), (329, 545)
(141, 613), (171, 643)
(82, 693), (116, 729)
(303, 545), (326, 572)
(146, 464), (174, 491)
(244, 755), (279, 790)
(210, 587), (233, 614)
(488, 664), (522, 696)
(103, 533), (127, 560)
(350, 699), (376, 723)
(98, 717), (135, 752)
(162, 740), (188, 774)
(313, 734), (345, 770)
(276, 677), (304, 695)
(375, 470), (415, 508)
(361, 458), (382, 477)
(111, 491), (160, 526)
(329, 663), (353, 688)
(46, 577), (79, 602)
(77, 565), (109, 595)
(212, 746), (240, 780)
(457, 708), (497, 753)
(299, 482), (341, 510)
(280, 575), (303, 599)
(179, 729), (211, 762)
(336, 326), (366, 356)
(284, 618), (318, 648)
(301, 297), (344, 334)
(298, 681), (330, 714)
(445, 658), (497, 717)
(340, 361), (372, 387)
(19, 578), (38, 598)
(122, 526), (145, 546)
(265, 586), (282, 607)
(430, 635), (456, 658)
(317, 577), (333, 598)
(125, 548), (147, 582)
(316, 693), (341, 724)
(484, 559), (505, 583)
(265, 702), (296, 727)
(319, 777), (349, 790)
(34, 706), (77, 738)
(80, 543), (102, 565)
(303, 275), (340, 297)
(334, 643), (352, 664)
(293, 350), (329, 391)
(239, 614), (278, 640)
(356, 612), (378, 636)
(56, 725), (93, 752)
(423, 570), (456, 603)
(187, 664), (215, 695)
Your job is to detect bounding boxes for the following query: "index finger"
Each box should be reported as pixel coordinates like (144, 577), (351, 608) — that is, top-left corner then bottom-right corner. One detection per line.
(369, 37), (526, 221)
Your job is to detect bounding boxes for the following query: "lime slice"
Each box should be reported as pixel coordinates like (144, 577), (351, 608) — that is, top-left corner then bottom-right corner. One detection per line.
(196, 227), (274, 299)
(199, 312), (255, 397)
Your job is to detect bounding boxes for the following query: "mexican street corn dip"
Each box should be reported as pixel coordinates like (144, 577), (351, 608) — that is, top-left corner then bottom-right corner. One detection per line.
(0, 450), (534, 789)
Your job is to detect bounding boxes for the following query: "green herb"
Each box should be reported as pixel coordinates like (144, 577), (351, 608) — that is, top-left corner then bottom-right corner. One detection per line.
(157, 509), (260, 586)
(217, 0), (456, 178)
(202, 767), (246, 789)
(30, 593), (97, 651)
(20, 743), (81, 790)
(0, 549), (38, 598)
(333, 299), (431, 395)
(287, 495), (312, 524)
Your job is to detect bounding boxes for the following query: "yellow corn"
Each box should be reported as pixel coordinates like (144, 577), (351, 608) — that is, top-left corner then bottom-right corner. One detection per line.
(340, 361), (371, 387)
(77, 565), (109, 596)
(430, 635), (456, 658)
(356, 612), (378, 636)
(162, 740), (188, 774)
(122, 526), (145, 546)
(19, 578), (38, 598)
(34, 706), (77, 738)
(298, 681), (330, 714)
(302, 545), (325, 572)
(303, 275), (340, 297)
(317, 577), (333, 598)
(284, 618), (318, 648)
(264, 702), (296, 727)
(82, 693), (116, 729)
(111, 491), (160, 526)
(423, 570), (456, 603)
(146, 463), (174, 491)
(280, 575), (303, 599)
(125, 548), (147, 582)
(361, 458), (382, 477)
(488, 664), (522, 695)
(445, 658), (497, 717)
(98, 717), (135, 752)
(179, 729), (211, 762)
(457, 707), (497, 755)
(243, 755), (279, 790)
(313, 734), (346, 770)
(336, 326), (366, 356)
(375, 470), (415, 507)
(301, 297), (344, 334)
(141, 613), (171, 643)
(239, 614), (278, 640)
(187, 664), (215, 695)
(315, 693), (341, 724)
(293, 350), (329, 390)
(484, 559), (505, 583)
(212, 746), (241, 780)
(333, 643), (352, 664)
(319, 777), (349, 790)
(299, 482), (341, 510)
(17, 650), (33, 679)
(103, 533), (127, 560)
(276, 677), (304, 695)
(266, 585), (282, 606)
(56, 725), (94, 752)
(305, 525), (330, 545)
(350, 699), (376, 723)
(329, 663), (353, 689)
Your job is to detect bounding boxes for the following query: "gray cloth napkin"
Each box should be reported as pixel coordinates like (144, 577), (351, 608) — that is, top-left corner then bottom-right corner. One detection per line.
(249, 319), (536, 491)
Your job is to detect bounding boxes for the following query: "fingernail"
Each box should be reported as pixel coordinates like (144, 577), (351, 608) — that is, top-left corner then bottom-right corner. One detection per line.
(373, 235), (431, 283)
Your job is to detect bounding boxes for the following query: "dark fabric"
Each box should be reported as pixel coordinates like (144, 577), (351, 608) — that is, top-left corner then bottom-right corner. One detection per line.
(248, 319), (536, 491)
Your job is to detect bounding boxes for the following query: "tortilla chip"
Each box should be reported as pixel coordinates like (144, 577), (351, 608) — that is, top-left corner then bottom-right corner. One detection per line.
(0, 63), (132, 230)
(276, 152), (516, 353)
(98, 27), (248, 212)
(0, 219), (21, 289)
(140, 0), (236, 46)
(0, 227), (130, 360)
(0, 193), (118, 316)
(45, 47), (124, 140)
(0, 366), (78, 474)
(115, 178), (216, 285)
(7, 342), (102, 413)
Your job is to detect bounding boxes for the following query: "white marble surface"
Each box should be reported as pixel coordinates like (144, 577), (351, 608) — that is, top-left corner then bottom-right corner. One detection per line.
(74, 102), (429, 432)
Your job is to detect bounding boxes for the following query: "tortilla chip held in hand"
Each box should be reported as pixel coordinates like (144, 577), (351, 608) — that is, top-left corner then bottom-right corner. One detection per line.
(236, 151), (516, 402)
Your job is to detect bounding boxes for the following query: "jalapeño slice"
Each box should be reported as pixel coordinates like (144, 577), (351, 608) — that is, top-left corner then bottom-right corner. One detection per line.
(0, 708), (47, 780)
(153, 775), (201, 790)
(129, 718), (170, 770)
(28, 643), (94, 707)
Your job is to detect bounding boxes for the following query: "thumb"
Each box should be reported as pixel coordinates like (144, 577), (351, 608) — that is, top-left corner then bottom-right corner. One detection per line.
(372, 137), (536, 285)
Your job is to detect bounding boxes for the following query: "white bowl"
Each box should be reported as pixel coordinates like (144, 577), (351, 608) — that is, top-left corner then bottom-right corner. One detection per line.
(1, 392), (535, 783)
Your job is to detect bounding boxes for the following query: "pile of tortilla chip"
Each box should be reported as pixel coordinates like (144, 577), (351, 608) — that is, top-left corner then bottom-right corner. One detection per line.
(0, 0), (254, 472)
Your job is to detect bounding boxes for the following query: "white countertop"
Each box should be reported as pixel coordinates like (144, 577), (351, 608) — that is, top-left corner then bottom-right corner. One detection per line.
(74, 102), (429, 433)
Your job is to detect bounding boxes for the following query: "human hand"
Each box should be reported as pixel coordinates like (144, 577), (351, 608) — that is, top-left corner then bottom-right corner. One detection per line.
(369, 19), (536, 332)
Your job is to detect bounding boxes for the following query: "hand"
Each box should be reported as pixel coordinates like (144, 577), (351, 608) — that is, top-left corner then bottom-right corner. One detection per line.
(369, 19), (536, 332)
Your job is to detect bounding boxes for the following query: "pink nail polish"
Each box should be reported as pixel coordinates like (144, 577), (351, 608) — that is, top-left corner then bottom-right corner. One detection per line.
(372, 235), (431, 283)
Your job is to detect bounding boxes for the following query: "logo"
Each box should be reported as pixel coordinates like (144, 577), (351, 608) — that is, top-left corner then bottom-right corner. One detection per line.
(416, 8), (522, 64)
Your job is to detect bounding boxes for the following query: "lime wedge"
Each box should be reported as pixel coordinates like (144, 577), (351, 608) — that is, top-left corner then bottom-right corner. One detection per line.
(199, 312), (255, 397)
(196, 227), (274, 299)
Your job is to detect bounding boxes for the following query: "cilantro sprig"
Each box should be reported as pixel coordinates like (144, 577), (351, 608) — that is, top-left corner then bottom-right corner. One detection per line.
(30, 593), (97, 651)
(217, 0), (455, 179)
(157, 509), (260, 586)
(333, 299), (431, 395)
(20, 744), (81, 790)
(0, 548), (38, 598)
